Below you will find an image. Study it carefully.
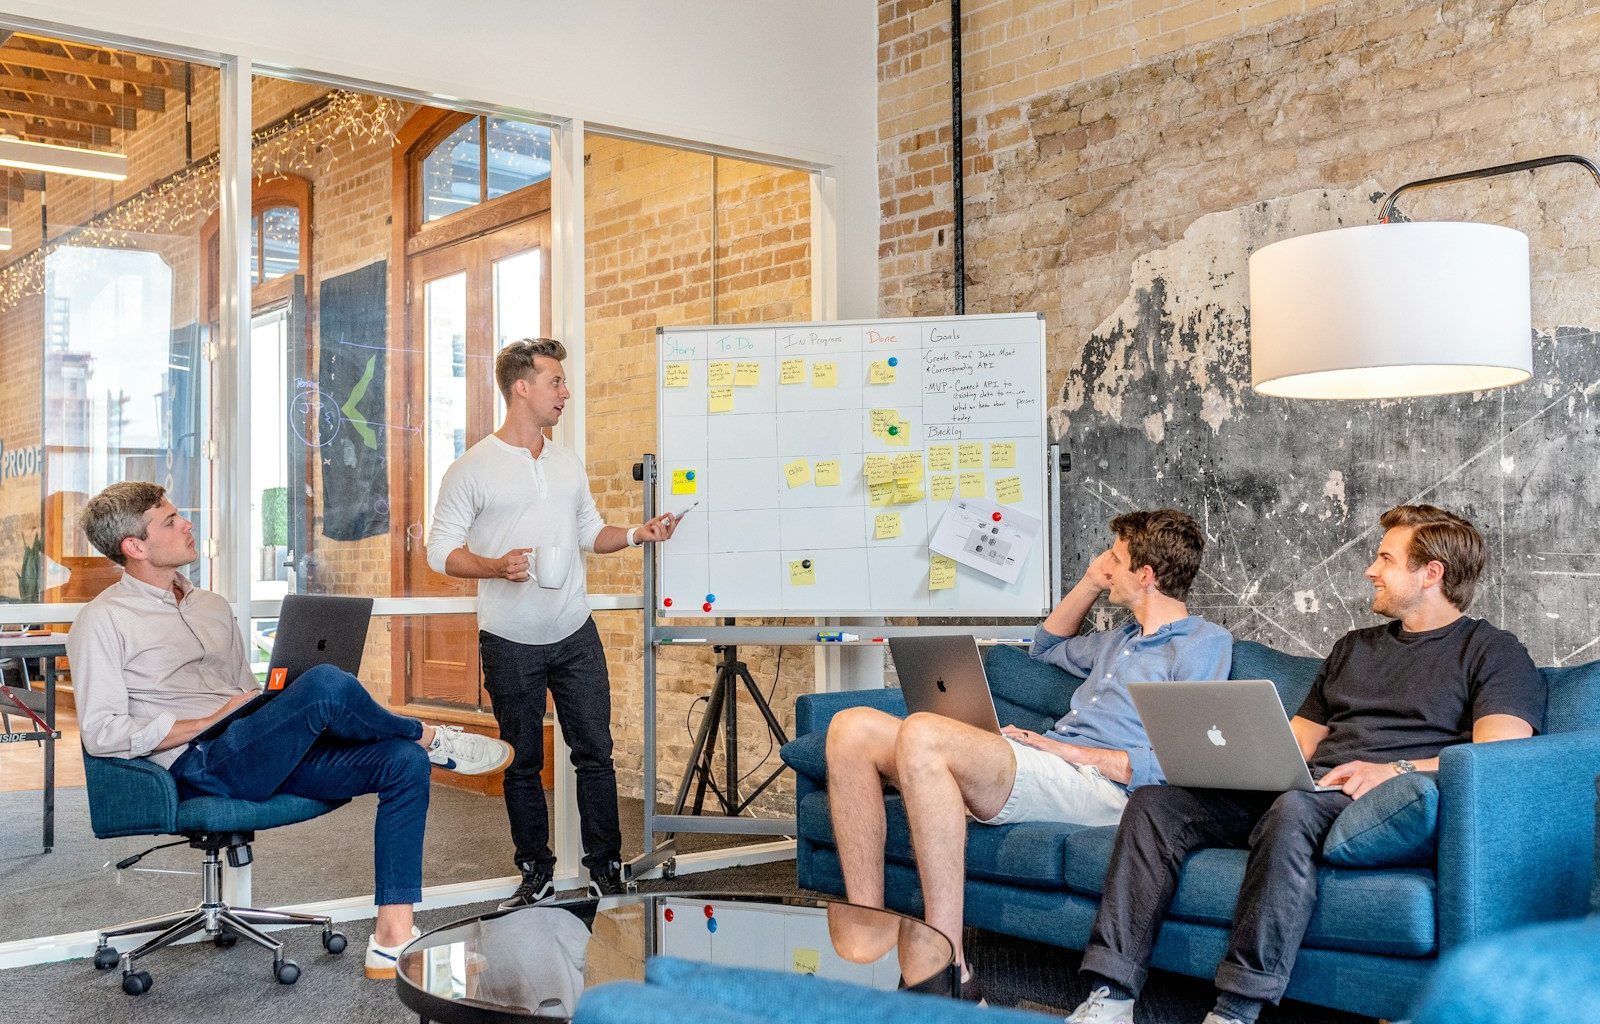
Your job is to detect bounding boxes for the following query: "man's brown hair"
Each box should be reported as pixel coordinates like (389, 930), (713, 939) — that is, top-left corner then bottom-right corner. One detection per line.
(1378, 504), (1487, 611)
(495, 338), (567, 400)
(1109, 508), (1205, 601)
(80, 481), (167, 567)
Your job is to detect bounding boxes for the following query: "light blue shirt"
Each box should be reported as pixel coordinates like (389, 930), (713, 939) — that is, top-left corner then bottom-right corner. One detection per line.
(1029, 616), (1233, 791)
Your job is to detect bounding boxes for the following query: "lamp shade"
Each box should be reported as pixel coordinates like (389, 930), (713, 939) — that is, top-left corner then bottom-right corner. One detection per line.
(1248, 222), (1532, 399)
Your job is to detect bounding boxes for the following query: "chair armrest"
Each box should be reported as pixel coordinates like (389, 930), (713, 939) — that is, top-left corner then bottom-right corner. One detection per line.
(1436, 730), (1600, 949)
(793, 688), (906, 737)
(81, 750), (180, 838)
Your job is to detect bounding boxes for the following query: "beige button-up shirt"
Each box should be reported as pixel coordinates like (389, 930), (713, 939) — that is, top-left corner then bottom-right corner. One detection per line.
(67, 572), (258, 768)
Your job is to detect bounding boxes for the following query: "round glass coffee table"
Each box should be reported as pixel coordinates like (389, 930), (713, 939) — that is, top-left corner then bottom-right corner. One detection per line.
(395, 891), (956, 1023)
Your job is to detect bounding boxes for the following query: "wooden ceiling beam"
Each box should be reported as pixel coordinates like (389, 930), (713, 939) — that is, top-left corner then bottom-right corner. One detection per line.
(0, 69), (157, 112)
(0, 44), (181, 89)
(0, 116), (99, 147)
(0, 94), (131, 130)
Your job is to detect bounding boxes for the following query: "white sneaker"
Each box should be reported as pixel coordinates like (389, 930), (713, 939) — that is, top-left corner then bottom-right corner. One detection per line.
(427, 725), (513, 775)
(1064, 986), (1136, 1024)
(364, 925), (420, 980)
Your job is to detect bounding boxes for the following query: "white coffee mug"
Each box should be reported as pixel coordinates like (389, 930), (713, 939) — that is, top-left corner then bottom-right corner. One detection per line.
(534, 546), (573, 589)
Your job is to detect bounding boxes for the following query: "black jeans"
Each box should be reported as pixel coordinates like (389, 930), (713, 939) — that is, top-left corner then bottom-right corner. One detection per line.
(1081, 784), (1353, 1004)
(479, 618), (621, 873)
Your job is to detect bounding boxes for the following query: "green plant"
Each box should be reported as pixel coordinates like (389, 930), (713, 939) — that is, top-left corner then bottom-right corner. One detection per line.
(261, 487), (289, 547)
(16, 531), (42, 603)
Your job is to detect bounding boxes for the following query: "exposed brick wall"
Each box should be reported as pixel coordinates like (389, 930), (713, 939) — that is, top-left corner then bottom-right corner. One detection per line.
(583, 137), (813, 811)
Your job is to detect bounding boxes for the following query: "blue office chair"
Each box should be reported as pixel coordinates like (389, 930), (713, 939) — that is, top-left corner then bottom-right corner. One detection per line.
(83, 750), (351, 995)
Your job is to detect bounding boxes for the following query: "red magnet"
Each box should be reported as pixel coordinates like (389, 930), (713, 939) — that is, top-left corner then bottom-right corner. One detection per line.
(702, 602), (713, 612)
(663, 597), (674, 608)
(703, 905), (715, 918)
(664, 908), (675, 922)
(992, 512), (1003, 522)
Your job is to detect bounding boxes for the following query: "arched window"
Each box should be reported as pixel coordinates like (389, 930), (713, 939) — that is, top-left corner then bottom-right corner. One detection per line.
(417, 114), (551, 224)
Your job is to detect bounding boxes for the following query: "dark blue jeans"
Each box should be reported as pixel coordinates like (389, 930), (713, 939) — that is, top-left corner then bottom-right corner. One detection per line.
(169, 664), (431, 906)
(479, 618), (621, 873)
(1081, 784), (1353, 1004)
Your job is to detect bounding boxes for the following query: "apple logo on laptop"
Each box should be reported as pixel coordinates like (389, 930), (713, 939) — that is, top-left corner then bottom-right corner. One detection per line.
(317, 637), (327, 652)
(1207, 725), (1226, 747)
(935, 678), (947, 693)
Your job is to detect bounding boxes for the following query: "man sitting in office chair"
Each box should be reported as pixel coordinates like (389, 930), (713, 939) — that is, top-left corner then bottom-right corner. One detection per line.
(825, 509), (1233, 998)
(68, 481), (514, 980)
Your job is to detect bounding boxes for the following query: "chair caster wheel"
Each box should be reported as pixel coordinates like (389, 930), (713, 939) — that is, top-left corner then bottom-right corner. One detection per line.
(323, 930), (347, 955)
(214, 930), (238, 949)
(275, 959), (300, 985)
(93, 947), (120, 971)
(122, 970), (153, 995)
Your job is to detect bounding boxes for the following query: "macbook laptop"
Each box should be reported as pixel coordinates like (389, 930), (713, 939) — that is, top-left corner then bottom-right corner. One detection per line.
(1128, 679), (1341, 792)
(887, 635), (1002, 734)
(195, 594), (374, 742)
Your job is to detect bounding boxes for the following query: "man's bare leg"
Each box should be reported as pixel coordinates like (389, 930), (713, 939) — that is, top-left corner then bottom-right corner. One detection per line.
(825, 707), (905, 911)
(894, 712), (1017, 967)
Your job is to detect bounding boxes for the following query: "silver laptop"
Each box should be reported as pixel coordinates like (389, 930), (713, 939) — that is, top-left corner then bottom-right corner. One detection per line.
(888, 635), (1002, 734)
(1128, 679), (1341, 792)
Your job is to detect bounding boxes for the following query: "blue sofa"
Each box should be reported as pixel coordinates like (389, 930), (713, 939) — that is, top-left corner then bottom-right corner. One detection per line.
(781, 640), (1600, 1020)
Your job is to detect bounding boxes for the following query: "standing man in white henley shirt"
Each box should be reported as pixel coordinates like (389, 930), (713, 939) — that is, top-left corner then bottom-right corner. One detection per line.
(427, 337), (677, 905)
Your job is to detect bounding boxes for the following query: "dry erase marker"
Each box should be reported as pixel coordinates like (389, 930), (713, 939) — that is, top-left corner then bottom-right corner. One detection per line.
(672, 501), (700, 523)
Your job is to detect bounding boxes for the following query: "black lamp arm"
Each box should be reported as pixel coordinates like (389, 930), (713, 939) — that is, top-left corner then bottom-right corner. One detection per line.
(1379, 153), (1600, 224)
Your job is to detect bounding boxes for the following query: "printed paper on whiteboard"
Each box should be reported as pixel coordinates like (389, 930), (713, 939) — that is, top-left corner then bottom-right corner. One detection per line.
(929, 497), (1040, 586)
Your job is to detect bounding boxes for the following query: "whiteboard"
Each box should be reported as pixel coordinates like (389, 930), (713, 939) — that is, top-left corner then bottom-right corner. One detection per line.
(656, 313), (1050, 616)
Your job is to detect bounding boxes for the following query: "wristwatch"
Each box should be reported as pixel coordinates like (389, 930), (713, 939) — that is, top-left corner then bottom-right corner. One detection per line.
(1391, 759), (1417, 775)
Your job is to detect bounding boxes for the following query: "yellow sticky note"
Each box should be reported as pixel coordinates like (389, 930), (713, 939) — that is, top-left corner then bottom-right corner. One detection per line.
(931, 474), (955, 501)
(708, 386), (734, 413)
(990, 441), (1016, 468)
(792, 947), (820, 974)
(865, 455), (893, 485)
(960, 472), (986, 498)
(664, 363), (690, 388)
(929, 445), (954, 472)
(784, 458), (812, 488)
(870, 408), (897, 438)
(812, 361), (837, 387)
(888, 420), (911, 447)
(735, 361), (761, 387)
(788, 559), (817, 586)
(958, 442), (984, 467)
(893, 451), (922, 483)
(891, 481), (925, 505)
(709, 361), (734, 387)
(868, 360), (896, 384)
(780, 358), (806, 385)
(867, 481), (894, 507)
(995, 476), (1023, 504)
(672, 469), (698, 495)
(874, 512), (902, 540)
(814, 459), (840, 486)
(929, 554), (957, 591)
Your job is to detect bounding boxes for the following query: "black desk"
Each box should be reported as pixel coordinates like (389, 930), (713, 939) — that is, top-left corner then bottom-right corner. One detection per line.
(0, 633), (67, 853)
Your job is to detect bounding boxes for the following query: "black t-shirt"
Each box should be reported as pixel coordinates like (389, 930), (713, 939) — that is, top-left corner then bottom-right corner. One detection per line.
(1296, 616), (1546, 773)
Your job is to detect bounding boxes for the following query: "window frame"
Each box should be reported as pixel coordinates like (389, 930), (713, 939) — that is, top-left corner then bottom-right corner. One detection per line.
(403, 109), (553, 256)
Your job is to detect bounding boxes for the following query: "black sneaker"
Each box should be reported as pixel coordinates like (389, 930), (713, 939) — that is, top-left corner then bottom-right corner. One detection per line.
(499, 863), (556, 910)
(587, 860), (628, 897)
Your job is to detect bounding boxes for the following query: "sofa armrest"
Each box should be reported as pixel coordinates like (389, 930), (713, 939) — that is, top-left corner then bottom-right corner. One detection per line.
(81, 750), (180, 838)
(793, 688), (907, 737)
(1436, 730), (1600, 949)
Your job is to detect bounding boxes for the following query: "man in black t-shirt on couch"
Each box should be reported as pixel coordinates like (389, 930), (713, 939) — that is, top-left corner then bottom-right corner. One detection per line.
(1065, 504), (1547, 1024)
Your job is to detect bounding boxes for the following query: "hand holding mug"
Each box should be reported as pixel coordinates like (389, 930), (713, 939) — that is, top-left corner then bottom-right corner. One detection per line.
(495, 547), (533, 582)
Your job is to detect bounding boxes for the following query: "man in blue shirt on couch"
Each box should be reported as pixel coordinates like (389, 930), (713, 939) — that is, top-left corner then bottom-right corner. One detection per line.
(1066, 504), (1545, 1024)
(825, 509), (1232, 994)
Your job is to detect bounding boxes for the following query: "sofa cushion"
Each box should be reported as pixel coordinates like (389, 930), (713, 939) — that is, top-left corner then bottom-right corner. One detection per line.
(1322, 772), (1439, 867)
(1059, 824), (1437, 956)
(780, 731), (829, 788)
(1541, 659), (1600, 733)
(983, 643), (1080, 730)
(796, 790), (1093, 889)
(1228, 639), (1323, 713)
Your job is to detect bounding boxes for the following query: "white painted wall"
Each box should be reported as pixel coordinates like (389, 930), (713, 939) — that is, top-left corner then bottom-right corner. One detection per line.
(0, 0), (880, 317)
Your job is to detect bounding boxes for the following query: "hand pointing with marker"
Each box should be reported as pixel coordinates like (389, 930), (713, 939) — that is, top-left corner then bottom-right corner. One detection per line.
(634, 513), (680, 544)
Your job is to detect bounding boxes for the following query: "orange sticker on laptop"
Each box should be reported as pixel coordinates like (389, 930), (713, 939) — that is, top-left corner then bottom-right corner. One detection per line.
(267, 667), (289, 691)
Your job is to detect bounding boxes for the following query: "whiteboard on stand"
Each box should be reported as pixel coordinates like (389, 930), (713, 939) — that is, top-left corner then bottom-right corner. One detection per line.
(656, 313), (1050, 617)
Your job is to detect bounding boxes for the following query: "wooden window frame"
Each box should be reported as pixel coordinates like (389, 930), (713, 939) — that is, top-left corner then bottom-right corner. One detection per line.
(400, 109), (552, 257)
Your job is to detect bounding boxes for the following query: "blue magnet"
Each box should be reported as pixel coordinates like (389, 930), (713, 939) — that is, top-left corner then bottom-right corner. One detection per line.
(706, 593), (717, 603)
(686, 470), (696, 481)
(707, 918), (718, 933)
(887, 356), (898, 367)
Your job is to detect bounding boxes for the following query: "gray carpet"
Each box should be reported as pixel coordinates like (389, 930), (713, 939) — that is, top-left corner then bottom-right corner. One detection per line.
(0, 787), (750, 943)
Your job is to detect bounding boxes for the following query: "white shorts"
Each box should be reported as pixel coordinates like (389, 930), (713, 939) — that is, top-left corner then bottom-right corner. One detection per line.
(976, 738), (1130, 828)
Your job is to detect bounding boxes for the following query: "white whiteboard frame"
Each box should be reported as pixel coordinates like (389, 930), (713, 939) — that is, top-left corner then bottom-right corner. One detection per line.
(654, 313), (1052, 618)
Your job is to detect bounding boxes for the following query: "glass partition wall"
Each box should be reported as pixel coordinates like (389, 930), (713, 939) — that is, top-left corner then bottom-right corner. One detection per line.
(0, 18), (826, 955)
